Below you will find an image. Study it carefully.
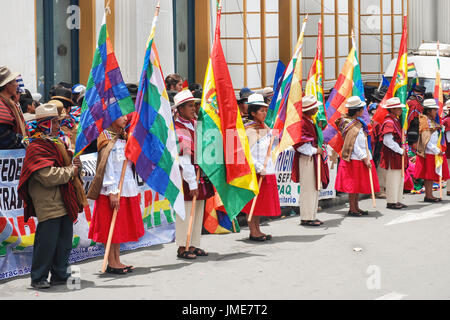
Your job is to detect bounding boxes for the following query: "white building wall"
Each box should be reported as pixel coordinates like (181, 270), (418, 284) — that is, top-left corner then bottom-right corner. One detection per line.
(0, 0), (37, 92)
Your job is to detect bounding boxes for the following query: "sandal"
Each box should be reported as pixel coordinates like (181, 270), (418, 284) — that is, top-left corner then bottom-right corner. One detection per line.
(106, 266), (128, 275)
(249, 235), (267, 242)
(424, 197), (441, 203)
(191, 248), (208, 257)
(263, 234), (272, 240)
(387, 203), (403, 210)
(397, 203), (408, 208)
(357, 209), (369, 216)
(177, 251), (197, 260)
(347, 211), (363, 217)
(315, 220), (324, 225)
(125, 265), (135, 272)
(300, 220), (322, 226)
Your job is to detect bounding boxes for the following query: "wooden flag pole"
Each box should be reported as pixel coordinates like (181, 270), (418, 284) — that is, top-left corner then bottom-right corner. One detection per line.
(101, 160), (129, 274)
(185, 169), (201, 252)
(440, 176), (443, 199)
(247, 135), (276, 223)
(365, 138), (376, 208)
(401, 130), (405, 178)
(317, 154), (321, 191)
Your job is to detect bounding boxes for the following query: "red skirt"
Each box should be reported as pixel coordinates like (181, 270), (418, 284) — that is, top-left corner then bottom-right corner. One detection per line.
(335, 159), (380, 194)
(414, 154), (450, 181)
(88, 195), (145, 244)
(242, 175), (281, 217)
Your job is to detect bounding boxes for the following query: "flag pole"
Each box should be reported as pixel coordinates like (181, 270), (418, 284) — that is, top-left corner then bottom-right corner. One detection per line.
(185, 169), (201, 252)
(101, 160), (128, 274)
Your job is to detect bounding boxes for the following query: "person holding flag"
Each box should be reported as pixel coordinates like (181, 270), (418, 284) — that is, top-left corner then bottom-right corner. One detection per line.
(241, 93), (280, 240)
(414, 99), (450, 202)
(174, 90), (215, 259)
(291, 95), (329, 227)
(335, 96), (380, 216)
(379, 97), (409, 209)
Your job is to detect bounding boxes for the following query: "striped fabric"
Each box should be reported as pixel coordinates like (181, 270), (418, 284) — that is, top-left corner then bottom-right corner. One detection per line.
(435, 43), (446, 177)
(125, 10), (185, 219)
(75, 14), (135, 157)
(16, 75), (26, 94)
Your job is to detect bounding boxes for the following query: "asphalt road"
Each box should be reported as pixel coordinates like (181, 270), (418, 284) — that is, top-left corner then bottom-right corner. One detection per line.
(1, 192), (449, 300)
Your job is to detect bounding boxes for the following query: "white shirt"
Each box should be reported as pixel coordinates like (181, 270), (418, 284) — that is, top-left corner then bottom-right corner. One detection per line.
(351, 128), (372, 161)
(100, 139), (139, 197)
(176, 118), (198, 191)
(297, 143), (318, 157)
(426, 130), (442, 155)
(383, 133), (404, 155)
(251, 132), (275, 175)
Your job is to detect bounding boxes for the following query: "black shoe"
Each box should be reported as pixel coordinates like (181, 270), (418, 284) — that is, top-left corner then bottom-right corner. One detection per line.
(50, 278), (68, 286)
(31, 280), (51, 289)
(397, 202), (408, 208)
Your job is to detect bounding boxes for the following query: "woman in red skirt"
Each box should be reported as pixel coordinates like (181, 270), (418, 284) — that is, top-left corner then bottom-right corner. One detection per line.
(414, 99), (450, 202)
(87, 115), (145, 274)
(242, 94), (281, 242)
(335, 96), (380, 216)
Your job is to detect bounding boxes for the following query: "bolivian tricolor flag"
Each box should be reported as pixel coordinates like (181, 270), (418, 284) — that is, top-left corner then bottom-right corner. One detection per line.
(434, 42), (446, 177)
(373, 15), (409, 132)
(197, 3), (259, 220)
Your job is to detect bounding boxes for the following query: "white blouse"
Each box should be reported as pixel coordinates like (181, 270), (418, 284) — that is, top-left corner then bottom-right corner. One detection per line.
(100, 139), (139, 197)
(251, 132), (275, 175)
(425, 130), (441, 155)
(351, 128), (372, 161)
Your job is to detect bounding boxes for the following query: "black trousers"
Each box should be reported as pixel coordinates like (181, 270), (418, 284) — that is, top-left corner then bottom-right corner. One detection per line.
(31, 214), (73, 282)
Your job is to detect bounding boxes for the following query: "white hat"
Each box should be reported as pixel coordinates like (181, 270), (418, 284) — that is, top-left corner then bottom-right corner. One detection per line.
(173, 90), (201, 108)
(302, 95), (321, 112)
(444, 99), (450, 111)
(31, 92), (42, 102)
(35, 103), (59, 121)
(247, 93), (269, 107)
(382, 97), (405, 109)
(345, 96), (366, 109)
(423, 99), (439, 109)
(262, 87), (274, 97)
(23, 113), (36, 122)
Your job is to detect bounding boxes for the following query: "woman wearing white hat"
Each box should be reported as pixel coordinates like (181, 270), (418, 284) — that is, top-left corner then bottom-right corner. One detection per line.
(335, 96), (380, 216)
(379, 97), (408, 209)
(173, 90), (215, 259)
(241, 93), (280, 240)
(443, 100), (450, 195)
(414, 99), (450, 202)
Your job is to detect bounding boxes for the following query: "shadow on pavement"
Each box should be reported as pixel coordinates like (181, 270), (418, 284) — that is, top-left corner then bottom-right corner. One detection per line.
(237, 234), (328, 244)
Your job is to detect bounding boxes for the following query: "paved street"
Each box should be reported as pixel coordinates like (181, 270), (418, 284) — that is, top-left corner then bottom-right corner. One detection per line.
(1, 192), (449, 300)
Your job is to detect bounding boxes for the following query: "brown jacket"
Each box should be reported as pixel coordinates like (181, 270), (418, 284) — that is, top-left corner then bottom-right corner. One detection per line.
(336, 116), (363, 162)
(28, 166), (75, 223)
(417, 115), (440, 158)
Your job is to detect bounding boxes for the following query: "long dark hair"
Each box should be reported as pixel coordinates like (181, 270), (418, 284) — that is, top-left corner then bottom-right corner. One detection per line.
(348, 107), (363, 118)
(247, 104), (264, 120)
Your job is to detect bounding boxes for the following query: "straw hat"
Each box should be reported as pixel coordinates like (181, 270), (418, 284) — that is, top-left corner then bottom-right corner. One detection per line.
(262, 87), (274, 98)
(23, 113), (36, 122)
(302, 95), (321, 112)
(173, 90), (201, 108)
(444, 100), (450, 112)
(346, 96), (366, 109)
(35, 103), (59, 121)
(48, 100), (69, 120)
(423, 99), (439, 109)
(0, 66), (20, 87)
(247, 93), (269, 107)
(382, 97), (405, 109)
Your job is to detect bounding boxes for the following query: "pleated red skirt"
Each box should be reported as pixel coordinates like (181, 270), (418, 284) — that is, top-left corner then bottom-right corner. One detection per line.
(414, 154), (450, 181)
(335, 159), (380, 194)
(88, 195), (145, 244)
(242, 174), (281, 217)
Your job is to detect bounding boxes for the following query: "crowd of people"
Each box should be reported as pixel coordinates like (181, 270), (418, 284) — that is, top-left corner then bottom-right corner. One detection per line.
(1, 64), (449, 289)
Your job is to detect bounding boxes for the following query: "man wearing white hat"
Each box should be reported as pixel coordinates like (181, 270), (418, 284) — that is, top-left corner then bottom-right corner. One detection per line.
(442, 100), (450, 195)
(0, 66), (29, 149)
(414, 99), (450, 202)
(291, 95), (329, 226)
(379, 97), (408, 209)
(173, 90), (214, 260)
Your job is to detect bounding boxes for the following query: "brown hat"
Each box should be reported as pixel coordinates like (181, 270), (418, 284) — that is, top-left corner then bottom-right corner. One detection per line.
(48, 100), (69, 120)
(0, 66), (20, 87)
(51, 87), (75, 106)
(35, 103), (59, 121)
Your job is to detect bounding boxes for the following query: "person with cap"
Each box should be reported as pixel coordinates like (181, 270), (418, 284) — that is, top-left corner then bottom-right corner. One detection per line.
(18, 103), (86, 289)
(87, 114), (145, 275)
(173, 90), (214, 259)
(0, 66), (29, 149)
(414, 99), (450, 203)
(443, 100), (450, 195)
(240, 93), (280, 240)
(71, 84), (86, 106)
(237, 87), (254, 124)
(414, 99), (450, 202)
(261, 87), (274, 105)
(379, 97), (409, 209)
(335, 96), (380, 216)
(291, 95), (330, 227)
(51, 87), (78, 151)
(406, 84), (426, 136)
(165, 73), (184, 92)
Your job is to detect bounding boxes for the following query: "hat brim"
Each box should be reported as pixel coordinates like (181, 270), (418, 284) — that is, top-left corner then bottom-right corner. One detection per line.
(51, 96), (75, 106)
(174, 97), (201, 109)
(0, 72), (20, 87)
(247, 101), (269, 107)
(303, 102), (321, 112)
(346, 101), (366, 109)
(382, 103), (405, 109)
